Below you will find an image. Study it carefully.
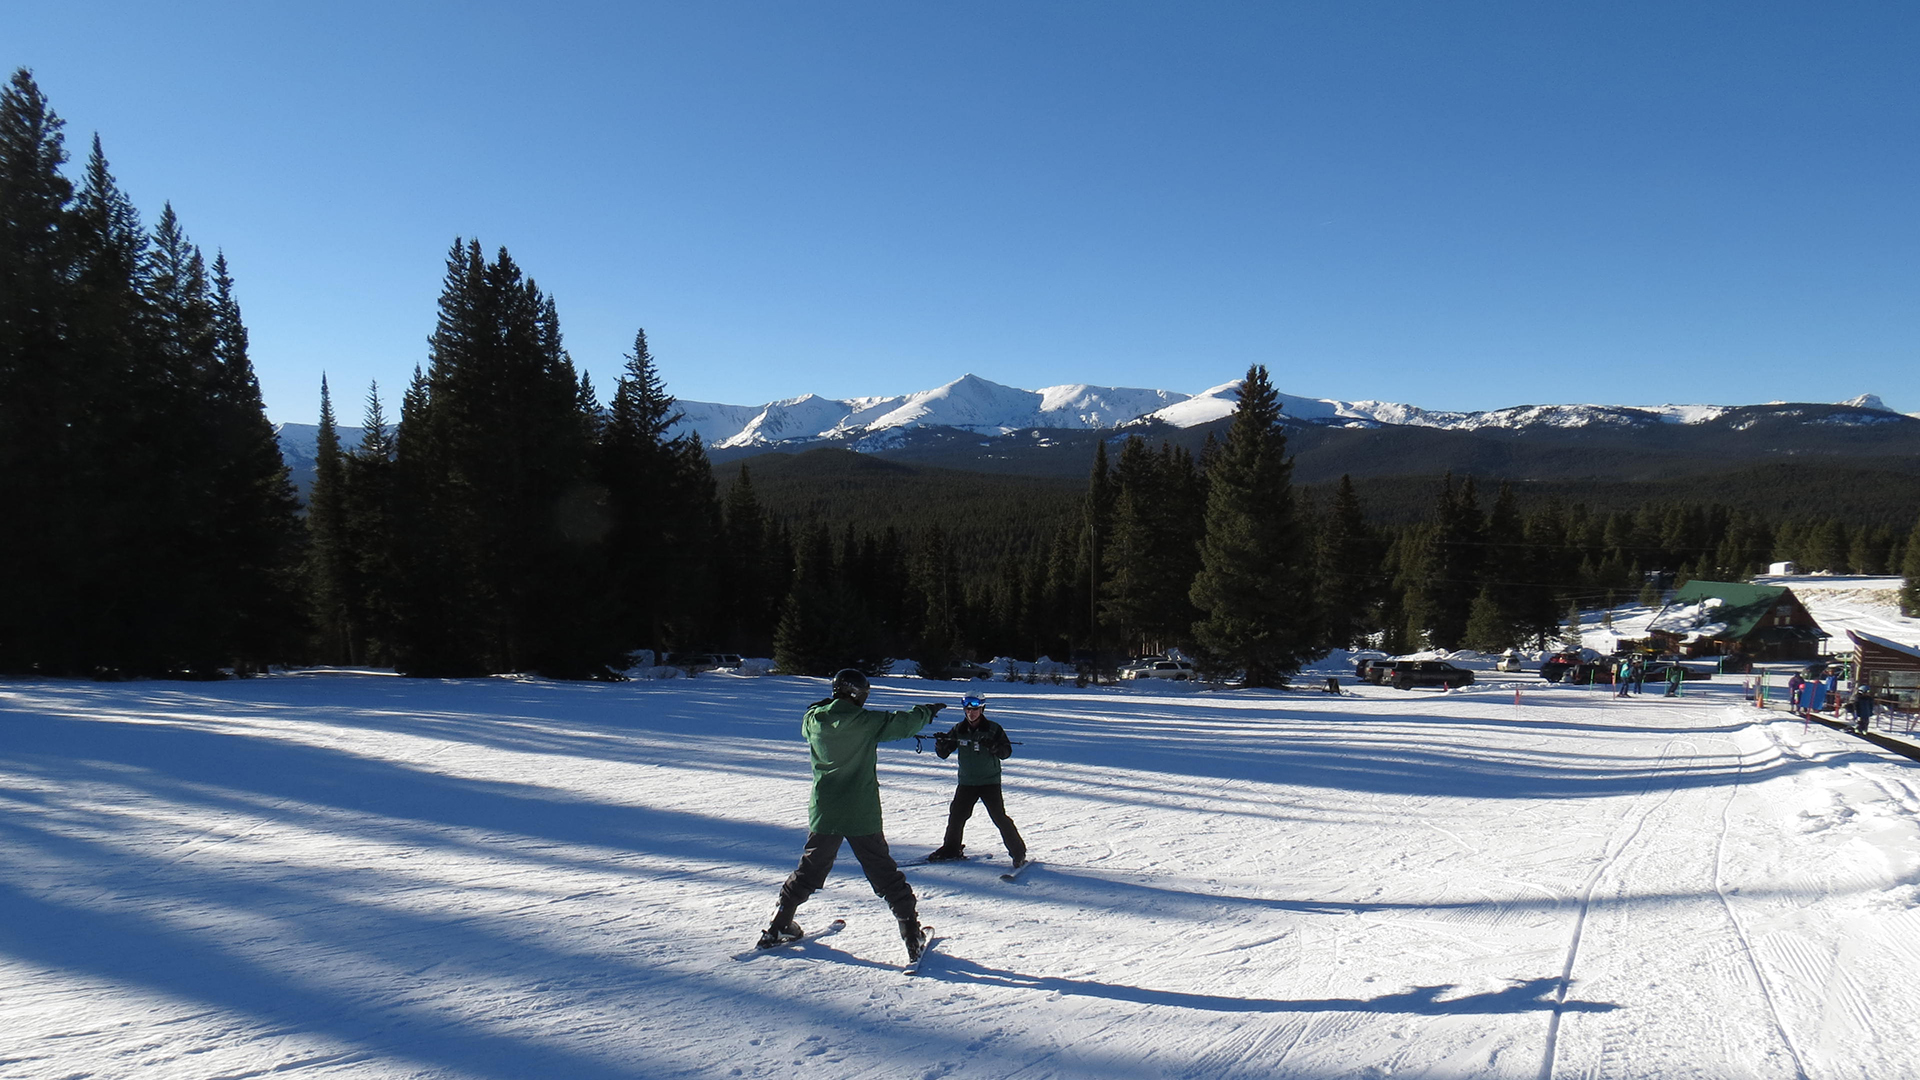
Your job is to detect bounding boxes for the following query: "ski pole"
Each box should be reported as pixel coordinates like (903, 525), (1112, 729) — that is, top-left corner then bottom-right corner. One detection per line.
(909, 732), (1023, 752)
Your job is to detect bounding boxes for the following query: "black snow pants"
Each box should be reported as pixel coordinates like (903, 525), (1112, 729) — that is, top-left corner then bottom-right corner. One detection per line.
(779, 832), (916, 921)
(942, 783), (1027, 863)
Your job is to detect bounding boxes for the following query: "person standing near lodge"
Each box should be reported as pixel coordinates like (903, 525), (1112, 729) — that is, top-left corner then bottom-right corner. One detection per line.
(1850, 685), (1876, 734)
(1664, 661), (1684, 697)
(757, 669), (946, 962)
(925, 693), (1028, 869)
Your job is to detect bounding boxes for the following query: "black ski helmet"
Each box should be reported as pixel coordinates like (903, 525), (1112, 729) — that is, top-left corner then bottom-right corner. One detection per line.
(831, 668), (870, 703)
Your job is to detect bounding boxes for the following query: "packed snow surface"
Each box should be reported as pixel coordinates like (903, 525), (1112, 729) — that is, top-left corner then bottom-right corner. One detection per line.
(6, 651), (1920, 1079)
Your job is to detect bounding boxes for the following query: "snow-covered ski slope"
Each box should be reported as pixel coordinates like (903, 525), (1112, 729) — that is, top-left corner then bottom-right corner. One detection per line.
(5, 668), (1919, 1078)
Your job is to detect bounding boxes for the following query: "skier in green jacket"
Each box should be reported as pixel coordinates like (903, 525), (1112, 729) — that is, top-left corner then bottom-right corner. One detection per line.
(757, 668), (946, 960)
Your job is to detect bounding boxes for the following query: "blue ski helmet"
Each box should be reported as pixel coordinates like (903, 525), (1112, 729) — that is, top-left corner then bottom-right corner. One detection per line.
(962, 694), (986, 710)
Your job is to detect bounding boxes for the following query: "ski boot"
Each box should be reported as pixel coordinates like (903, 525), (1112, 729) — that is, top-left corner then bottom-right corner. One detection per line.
(898, 916), (928, 962)
(925, 844), (965, 862)
(756, 908), (803, 950)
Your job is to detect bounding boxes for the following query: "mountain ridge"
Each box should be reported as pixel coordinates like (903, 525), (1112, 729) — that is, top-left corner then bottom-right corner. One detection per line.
(270, 376), (1914, 499)
(670, 374), (1903, 451)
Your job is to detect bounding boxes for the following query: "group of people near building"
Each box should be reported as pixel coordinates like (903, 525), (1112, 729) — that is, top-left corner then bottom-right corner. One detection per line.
(1611, 653), (1687, 698)
(754, 670), (1027, 962)
(1787, 667), (1881, 735)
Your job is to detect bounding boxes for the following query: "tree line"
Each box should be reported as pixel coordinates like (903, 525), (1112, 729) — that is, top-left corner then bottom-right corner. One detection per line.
(9, 66), (1920, 682)
(0, 70), (303, 676)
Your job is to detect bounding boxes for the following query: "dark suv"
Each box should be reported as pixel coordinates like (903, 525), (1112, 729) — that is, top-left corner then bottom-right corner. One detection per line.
(1389, 660), (1476, 690)
(1355, 657), (1396, 684)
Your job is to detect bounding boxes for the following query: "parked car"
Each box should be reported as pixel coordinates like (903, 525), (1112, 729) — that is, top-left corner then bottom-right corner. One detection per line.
(1540, 652), (1596, 684)
(1642, 660), (1711, 684)
(1495, 650), (1527, 673)
(1355, 657), (1395, 684)
(666, 652), (735, 673)
(934, 658), (992, 680)
(1123, 659), (1198, 681)
(1389, 660), (1476, 690)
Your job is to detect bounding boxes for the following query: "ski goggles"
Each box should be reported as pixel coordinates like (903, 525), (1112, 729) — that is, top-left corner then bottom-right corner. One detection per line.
(962, 695), (986, 709)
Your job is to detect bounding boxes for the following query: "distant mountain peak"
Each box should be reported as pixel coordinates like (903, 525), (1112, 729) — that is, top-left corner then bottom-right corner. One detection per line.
(666, 378), (1905, 450)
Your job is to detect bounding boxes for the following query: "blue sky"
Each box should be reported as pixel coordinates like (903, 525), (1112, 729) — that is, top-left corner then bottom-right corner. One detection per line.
(12, 2), (1918, 424)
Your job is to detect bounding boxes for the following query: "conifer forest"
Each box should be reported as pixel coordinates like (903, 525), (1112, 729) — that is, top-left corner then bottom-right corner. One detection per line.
(5, 69), (1918, 681)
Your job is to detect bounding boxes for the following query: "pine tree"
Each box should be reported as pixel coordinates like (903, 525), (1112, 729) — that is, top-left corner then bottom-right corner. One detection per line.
(390, 357), (483, 675)
(0, 71), (79, 672)
(1901, 516), (1920, 616)
(1, 73), (303, 674)
(720, 465), (779, 654)
(1077, 440), (1114, 655)
(307, 378), (351, 660)
(1463, 586), (1512, 652)
(387, 241), (611, 675)
(911, 525), (962, 677)
(773, 524), (882, 675)
(600, 327), (722, 658)
(1188, 365), (1318, 686)
(1101, 438), (1204, 655)
(1315, 475), (1378, 649)
(342, 383), (399, 664)
(200, 253), (307, 670)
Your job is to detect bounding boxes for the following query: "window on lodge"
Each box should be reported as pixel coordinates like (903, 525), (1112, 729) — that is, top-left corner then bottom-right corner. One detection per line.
(1867, 670), (1920, 709)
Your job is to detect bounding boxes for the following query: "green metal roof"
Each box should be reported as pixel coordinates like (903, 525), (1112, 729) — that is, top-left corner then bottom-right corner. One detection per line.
(1657, 579), (1789, 641)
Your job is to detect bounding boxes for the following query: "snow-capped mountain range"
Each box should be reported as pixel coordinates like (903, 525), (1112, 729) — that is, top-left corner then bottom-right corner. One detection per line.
(668, 373), (1901, 451)
(273, 375), (1905, 478)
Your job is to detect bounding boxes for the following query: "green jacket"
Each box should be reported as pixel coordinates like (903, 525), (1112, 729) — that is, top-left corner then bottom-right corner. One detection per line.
(803, 696), (936, 835)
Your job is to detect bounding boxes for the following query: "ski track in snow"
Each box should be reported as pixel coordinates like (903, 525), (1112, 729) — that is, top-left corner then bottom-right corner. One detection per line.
(2, 651), (1919, 1079)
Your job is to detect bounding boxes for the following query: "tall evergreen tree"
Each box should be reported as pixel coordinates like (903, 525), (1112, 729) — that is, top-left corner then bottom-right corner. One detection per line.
(0, 71), (80, 671)
(199, 253), (307, 669)
(1077, 439), (1114, 654)
(1188, 365), (1318, 686)
(341, 383), (399, 664)
(600, 327), (721, 655)
(1901, 516), (1920, 616)
(387, 241), (611, 675)
(1463, 586), (1512, 652)
(910, 525), (962, 677)
(390, 360), (483, 674)
(307, 379), (351, 660)
(1314, 474), (1378, 649)
(1101, 438), (1204, 655)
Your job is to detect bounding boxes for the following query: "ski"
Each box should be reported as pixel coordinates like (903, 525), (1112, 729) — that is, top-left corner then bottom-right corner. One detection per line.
(734, 918), (845, 960)
(901, 853), (979, 868)
(903, 926), (938, 974)
(1000, 859), (1036, 883)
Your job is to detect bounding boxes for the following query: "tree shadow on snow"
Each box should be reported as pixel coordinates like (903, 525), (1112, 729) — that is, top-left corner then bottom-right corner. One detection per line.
(922, 956), (1617, 1016)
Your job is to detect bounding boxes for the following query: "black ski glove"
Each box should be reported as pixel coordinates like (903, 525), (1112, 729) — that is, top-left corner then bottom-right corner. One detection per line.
(934, 732), (956, 758)
(925, 702), (947, 717)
